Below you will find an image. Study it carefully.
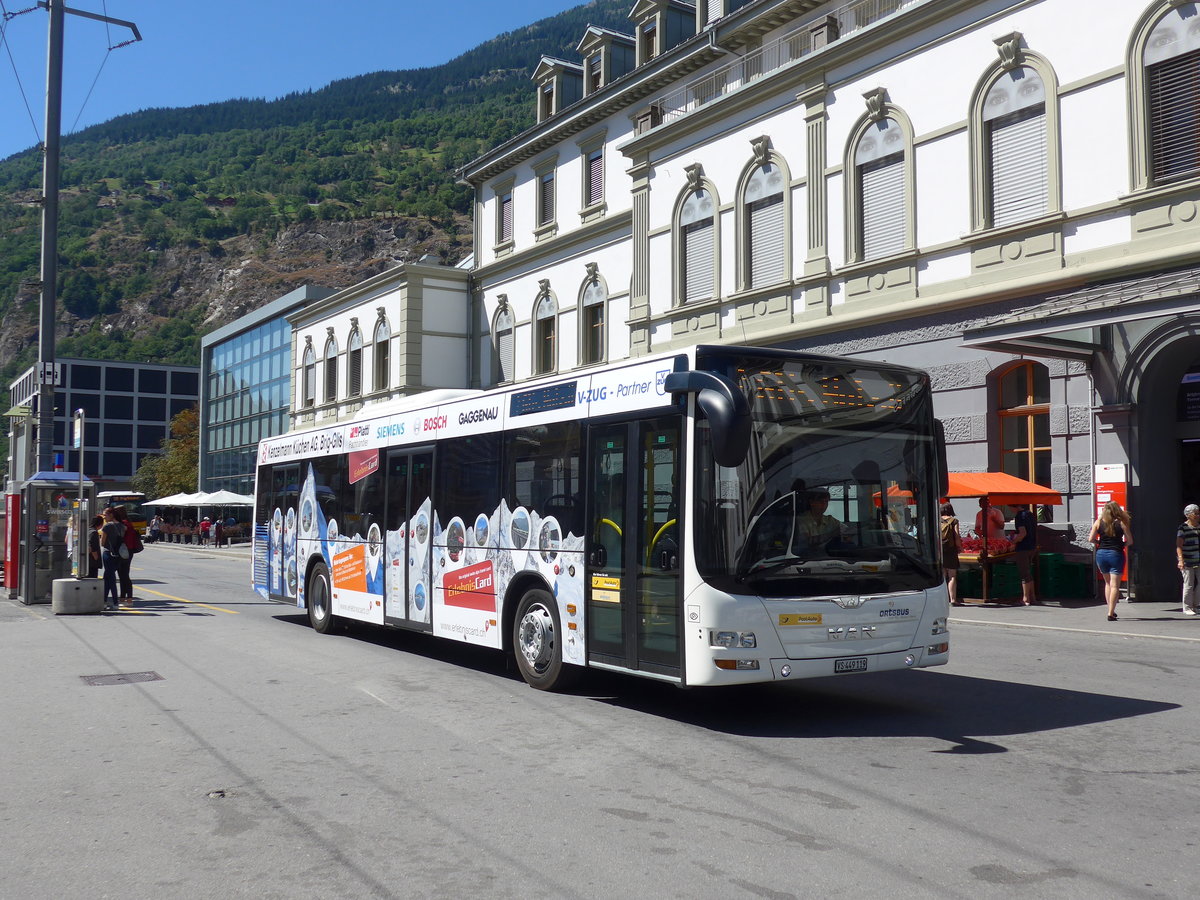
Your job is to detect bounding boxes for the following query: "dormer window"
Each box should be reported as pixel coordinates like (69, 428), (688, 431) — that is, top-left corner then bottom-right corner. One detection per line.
(539, 82), (554, 121)
(640, 21), (658, 62)
(587, 53), (603, 93)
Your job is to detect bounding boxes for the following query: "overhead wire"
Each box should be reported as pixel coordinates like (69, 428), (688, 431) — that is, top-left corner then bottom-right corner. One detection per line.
(0, 0), (43, 148)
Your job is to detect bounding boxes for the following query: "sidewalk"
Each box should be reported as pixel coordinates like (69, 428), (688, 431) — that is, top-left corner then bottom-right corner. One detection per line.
(950, 595), (1200, 642)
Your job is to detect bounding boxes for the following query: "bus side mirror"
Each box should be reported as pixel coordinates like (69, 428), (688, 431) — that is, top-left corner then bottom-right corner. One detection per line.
(664, 370), (751, 468)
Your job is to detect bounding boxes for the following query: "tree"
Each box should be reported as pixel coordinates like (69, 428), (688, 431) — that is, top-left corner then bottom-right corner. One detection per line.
(132, 406), (198, 497)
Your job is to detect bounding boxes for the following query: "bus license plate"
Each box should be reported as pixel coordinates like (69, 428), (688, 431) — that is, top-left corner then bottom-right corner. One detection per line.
(834, 656), (868, 673)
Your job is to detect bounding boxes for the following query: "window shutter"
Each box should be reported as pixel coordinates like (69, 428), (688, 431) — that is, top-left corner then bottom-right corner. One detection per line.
(1148, 48), (1200, 183)
(859, 154), (905, 260)
(539, 173), (555, 225)
(989, 106), (1047, 227)
(684, 219), (714, 303)
(587, 151), (604, 206)
(749, 194), (785, 286)
(500, 195), (513, 241)
(497, 328), (514, 382)
(304, 364), (315, 407)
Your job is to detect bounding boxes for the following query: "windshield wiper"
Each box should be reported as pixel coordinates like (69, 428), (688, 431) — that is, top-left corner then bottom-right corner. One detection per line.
(883, 547), (937, 579)
(736, 556), (805, 581)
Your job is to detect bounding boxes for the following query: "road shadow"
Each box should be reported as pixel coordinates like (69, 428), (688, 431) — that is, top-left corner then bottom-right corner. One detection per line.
(271, 614), (1178, 750)
(583, 669), (1178, 751)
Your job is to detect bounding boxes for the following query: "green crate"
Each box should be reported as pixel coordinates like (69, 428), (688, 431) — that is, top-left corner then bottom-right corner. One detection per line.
(958, 568), (981, 596)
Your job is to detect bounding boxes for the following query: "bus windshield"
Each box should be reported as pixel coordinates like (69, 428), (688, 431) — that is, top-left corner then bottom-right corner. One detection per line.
(694, 352), (941, 598)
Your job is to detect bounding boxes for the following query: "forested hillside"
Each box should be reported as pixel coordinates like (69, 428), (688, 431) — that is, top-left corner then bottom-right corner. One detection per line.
(0, 0), (633, 384)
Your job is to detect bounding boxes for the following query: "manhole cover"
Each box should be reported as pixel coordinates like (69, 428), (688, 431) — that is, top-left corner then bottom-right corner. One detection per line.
(80, 671), (164, 686)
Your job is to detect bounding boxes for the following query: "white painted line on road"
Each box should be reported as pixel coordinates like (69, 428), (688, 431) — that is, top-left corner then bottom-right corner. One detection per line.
(949, 617), (1200, 642)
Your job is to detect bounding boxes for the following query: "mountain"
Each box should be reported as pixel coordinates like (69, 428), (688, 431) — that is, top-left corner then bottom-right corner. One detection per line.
(0, 0), (635, 383)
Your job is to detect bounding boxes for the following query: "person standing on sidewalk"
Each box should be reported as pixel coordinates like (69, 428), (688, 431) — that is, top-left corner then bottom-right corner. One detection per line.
(1176, 504), (1200, 616)
(1013, 503), (1038, 606)
(99, 508), (124, 611)
(941, 503), (964, 606)
(1090, 500), (1132, 622)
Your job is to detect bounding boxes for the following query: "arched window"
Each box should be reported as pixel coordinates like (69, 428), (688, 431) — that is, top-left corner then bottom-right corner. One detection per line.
(680, 188), (715, 304)
(323, 336), (338, 404)
(854, 116), (907, 260)
(347, 326), (363, 398)
(1141, 5), (1200, 184)
(534, 292), (558, 375)
(743, 161), (786, 288)
(301, 342), (316, 408)
(373, 318), (390, 392)
(580, 271), (606, 366)
(998, 361), (1051, 486)
(494, 306), (515, 383)
(982, 66), (1048, 226)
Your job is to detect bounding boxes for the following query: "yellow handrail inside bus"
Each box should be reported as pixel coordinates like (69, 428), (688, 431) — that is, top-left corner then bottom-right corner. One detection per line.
(647, 518), (677, 561)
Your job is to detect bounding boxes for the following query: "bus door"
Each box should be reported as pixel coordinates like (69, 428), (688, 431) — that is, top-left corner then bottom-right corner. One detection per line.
(586, 416), (682, 678)
(269, 463), (299, 600)
(383, 449), (434, 630)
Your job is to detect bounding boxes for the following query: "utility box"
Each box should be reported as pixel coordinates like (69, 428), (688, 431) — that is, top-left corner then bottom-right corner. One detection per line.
(18, 471), (96, 605)
(52, 577), (104, 614)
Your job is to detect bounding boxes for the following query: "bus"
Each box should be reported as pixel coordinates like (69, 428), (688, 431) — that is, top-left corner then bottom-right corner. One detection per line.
(252, 345), (950, 690)
(96, 491), (149, 534)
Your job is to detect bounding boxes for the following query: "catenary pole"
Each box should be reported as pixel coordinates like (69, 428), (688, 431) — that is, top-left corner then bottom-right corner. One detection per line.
(33, 1), (141, 473)
(35, 0), (64, 473)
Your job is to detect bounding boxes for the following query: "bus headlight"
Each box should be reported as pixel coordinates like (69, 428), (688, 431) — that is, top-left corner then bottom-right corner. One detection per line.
(931, 617), (948, 636)
(712, 631), (756, 648)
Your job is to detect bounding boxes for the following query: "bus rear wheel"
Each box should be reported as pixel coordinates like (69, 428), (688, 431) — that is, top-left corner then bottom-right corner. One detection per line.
(307, 562), (335, 634)
(514, 588), (577, 691)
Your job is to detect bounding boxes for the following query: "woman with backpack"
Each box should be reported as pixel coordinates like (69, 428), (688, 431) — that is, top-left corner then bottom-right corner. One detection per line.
(100, 507), (125, 611)
(941, 502), (964, 607)
(110, 506), (136, 604)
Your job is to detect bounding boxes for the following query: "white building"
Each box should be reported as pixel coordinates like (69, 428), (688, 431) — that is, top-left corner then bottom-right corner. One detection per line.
(452, 0), (1200, 602)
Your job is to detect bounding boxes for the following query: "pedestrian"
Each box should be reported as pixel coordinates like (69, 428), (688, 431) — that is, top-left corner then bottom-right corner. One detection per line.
(213, 519), (224, 548)
(87, 514), (103, 579)
(149, 514), (163, 544)
(110, 505), (135, 604)
(1089, 500), (1133, 622)
(941, 502), (964, 606)
(1012, 503), (1038, 606)
(974, 497), (1006, 541)
(1176, 503), (1200, 616)
(200, 516), (212, 546)
(100, 507), (124, 610)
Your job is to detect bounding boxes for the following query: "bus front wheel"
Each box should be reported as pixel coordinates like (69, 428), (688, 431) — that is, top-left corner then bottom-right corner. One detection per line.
(307, 562), (335, 634)
(514, 589), (577, 691)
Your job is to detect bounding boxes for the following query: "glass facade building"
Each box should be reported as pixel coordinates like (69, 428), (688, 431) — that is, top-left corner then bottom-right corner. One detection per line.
(199, 285), (334, 495)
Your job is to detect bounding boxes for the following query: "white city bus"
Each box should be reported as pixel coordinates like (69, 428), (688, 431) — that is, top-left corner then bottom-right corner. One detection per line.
(252, 345), (950, 690)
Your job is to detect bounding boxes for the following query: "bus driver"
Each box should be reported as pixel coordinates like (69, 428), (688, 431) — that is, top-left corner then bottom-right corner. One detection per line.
(796, 488), (842, 551)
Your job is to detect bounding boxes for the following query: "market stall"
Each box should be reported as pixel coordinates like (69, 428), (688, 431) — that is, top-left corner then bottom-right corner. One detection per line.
(944, 472), (1062, 602)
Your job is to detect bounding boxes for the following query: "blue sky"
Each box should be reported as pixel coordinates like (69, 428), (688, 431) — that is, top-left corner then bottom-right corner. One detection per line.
(0, 0), (589, 161)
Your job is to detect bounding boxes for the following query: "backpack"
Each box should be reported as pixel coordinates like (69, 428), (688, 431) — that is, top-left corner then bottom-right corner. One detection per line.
(124, 522), (144, 554)
(940, 517), (957, 547)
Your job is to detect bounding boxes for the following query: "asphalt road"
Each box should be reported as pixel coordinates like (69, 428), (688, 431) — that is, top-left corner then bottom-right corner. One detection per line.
(1, 544), (1197, 899)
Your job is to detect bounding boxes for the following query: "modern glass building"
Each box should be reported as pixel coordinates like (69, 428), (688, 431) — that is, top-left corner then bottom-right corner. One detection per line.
(199, 285), (334, 495)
